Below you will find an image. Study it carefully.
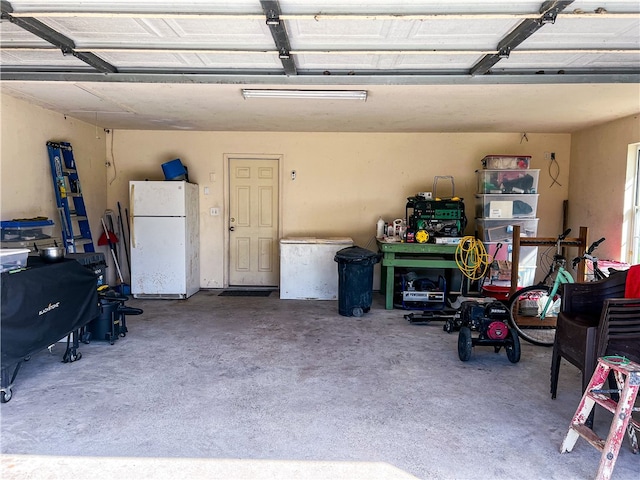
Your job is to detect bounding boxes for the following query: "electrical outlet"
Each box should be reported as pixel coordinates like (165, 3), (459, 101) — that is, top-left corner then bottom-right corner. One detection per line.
(544, 152), (551, 160)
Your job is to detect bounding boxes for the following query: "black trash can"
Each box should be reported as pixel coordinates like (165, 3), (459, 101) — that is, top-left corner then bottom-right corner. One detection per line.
(334, 246), (381, 317)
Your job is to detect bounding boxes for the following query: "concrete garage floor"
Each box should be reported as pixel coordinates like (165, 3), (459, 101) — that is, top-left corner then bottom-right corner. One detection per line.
(1, 290), (638, 480)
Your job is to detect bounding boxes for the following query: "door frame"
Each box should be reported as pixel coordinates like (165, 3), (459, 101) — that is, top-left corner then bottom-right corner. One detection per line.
(223, 153), (283, 287)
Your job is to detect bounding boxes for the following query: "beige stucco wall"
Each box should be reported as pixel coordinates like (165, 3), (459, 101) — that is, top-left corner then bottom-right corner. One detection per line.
(7, 90), (640, 289)
(1, 93), (580, 289)
(0, 94), (107, 259)
(569, 114), (640, 262)
(107, 129), (571, 288)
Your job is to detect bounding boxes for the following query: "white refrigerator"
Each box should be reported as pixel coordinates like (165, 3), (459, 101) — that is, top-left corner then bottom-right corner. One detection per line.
(129, 181), (200, 299)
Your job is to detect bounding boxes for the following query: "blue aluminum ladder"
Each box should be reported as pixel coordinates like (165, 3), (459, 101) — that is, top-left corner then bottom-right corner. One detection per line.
(46, 141), (95, 253)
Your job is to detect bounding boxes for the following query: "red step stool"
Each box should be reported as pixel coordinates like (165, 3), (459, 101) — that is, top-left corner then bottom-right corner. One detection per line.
(561, 356), (640, 480)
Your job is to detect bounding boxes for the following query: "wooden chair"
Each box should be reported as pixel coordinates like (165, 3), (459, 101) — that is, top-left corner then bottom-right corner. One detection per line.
(550, 270), (628, 400)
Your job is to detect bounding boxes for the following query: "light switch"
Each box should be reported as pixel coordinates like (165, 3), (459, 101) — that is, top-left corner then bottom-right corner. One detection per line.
(210, 207), (219, 216)
(204, 187), (210, 195)
(209, 173), (216, 182)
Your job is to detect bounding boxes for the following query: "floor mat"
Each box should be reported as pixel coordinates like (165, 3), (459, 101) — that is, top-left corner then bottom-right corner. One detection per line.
(218, 290), (272, 297)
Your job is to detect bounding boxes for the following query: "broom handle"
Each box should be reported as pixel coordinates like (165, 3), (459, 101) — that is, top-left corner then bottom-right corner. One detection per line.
(117, 201), (131, 280)
(101, 217), (124, 284)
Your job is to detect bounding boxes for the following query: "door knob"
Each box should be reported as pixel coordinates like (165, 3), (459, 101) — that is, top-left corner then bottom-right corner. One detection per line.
(229, 226), (235, 231)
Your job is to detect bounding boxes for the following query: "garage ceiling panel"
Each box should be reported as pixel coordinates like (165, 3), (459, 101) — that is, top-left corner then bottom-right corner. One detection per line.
(521, 18), (640, 49)
(2, 82), (131, 113)
(0, 19), (49, 45)
(289, 18), (519, 50)
(36, 17), (274, 49)
(295, 52), (480, 71)
(0, 49), (87, 66)
(98, 51), (283, 70)
(0, 0), (638, 133)
(279, 0), (544, 15)
(6, 0), (262, 14)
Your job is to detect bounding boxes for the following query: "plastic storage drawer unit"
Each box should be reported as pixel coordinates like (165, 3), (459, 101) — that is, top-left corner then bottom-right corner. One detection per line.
(476, 169), (540, 194)
(475, 194), (539, 218)
(476, 218), (539, 242)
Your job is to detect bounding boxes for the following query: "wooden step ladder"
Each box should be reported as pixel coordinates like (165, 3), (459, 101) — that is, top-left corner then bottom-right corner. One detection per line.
(561, 356), (640, 480)
(46, 141), (95, 253)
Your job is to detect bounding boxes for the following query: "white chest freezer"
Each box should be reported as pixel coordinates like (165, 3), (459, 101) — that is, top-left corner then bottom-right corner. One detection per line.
(279, 237), (353, 300)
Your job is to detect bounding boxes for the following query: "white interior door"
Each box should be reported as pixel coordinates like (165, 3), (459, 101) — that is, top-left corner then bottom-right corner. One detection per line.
(228, 157), (279, 286)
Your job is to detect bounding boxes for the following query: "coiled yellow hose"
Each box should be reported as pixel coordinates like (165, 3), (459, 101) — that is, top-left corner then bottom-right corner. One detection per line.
(455, 236), (492, 281)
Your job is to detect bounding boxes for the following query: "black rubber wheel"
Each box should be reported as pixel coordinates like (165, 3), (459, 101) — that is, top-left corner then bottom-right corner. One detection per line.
(507, 285), (559, 347)
(63, 351), (82, 363)
(506, 330), (521, 363)
(352, 307), (364, 317)
(458, 327), (473, 362)
(1, 388), (12, 403)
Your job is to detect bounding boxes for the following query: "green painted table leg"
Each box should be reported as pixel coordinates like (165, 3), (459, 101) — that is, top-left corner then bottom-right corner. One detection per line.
(385, 253), (395, 310)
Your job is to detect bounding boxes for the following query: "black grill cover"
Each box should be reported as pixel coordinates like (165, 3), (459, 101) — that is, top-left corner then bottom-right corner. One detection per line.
(1, 258), (99, 367)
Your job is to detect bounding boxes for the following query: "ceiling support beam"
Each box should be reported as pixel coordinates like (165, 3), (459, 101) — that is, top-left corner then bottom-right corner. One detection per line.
(470, 0), (574, 76)
(2, 71), (637, 86)
(1, 0), (117, 73)
(3, 46), (639, 57)
(260, 0), (296, 76)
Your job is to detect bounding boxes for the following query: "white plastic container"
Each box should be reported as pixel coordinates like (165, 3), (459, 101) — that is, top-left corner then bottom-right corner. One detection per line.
(376, 218), (385, 238)
(0, 248), (30, 273)
(475, 194), (539, 218)
(280, 237), (353, 300)
(481, 155), (531, 170)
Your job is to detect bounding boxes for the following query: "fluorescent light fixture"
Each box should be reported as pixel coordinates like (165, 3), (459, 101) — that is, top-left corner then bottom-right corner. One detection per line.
(241, 89), (368, 101)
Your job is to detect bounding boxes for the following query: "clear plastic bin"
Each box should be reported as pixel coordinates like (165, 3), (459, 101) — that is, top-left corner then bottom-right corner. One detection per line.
(486, 243), (538, 267)
(476, 169), (540, 194)
(475, 218), (539, 242)
(0, 219), (54, 241)
(475, 194), (538, 218)
(0, 248), (30, 273)
(481, 155), (531, 170)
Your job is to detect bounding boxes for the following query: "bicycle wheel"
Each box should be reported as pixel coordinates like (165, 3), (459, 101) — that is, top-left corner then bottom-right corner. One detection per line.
(507, 285), (561, 347)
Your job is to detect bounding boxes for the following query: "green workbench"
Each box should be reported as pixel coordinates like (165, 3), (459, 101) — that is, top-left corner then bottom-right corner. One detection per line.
(377, 239), (460, 310)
